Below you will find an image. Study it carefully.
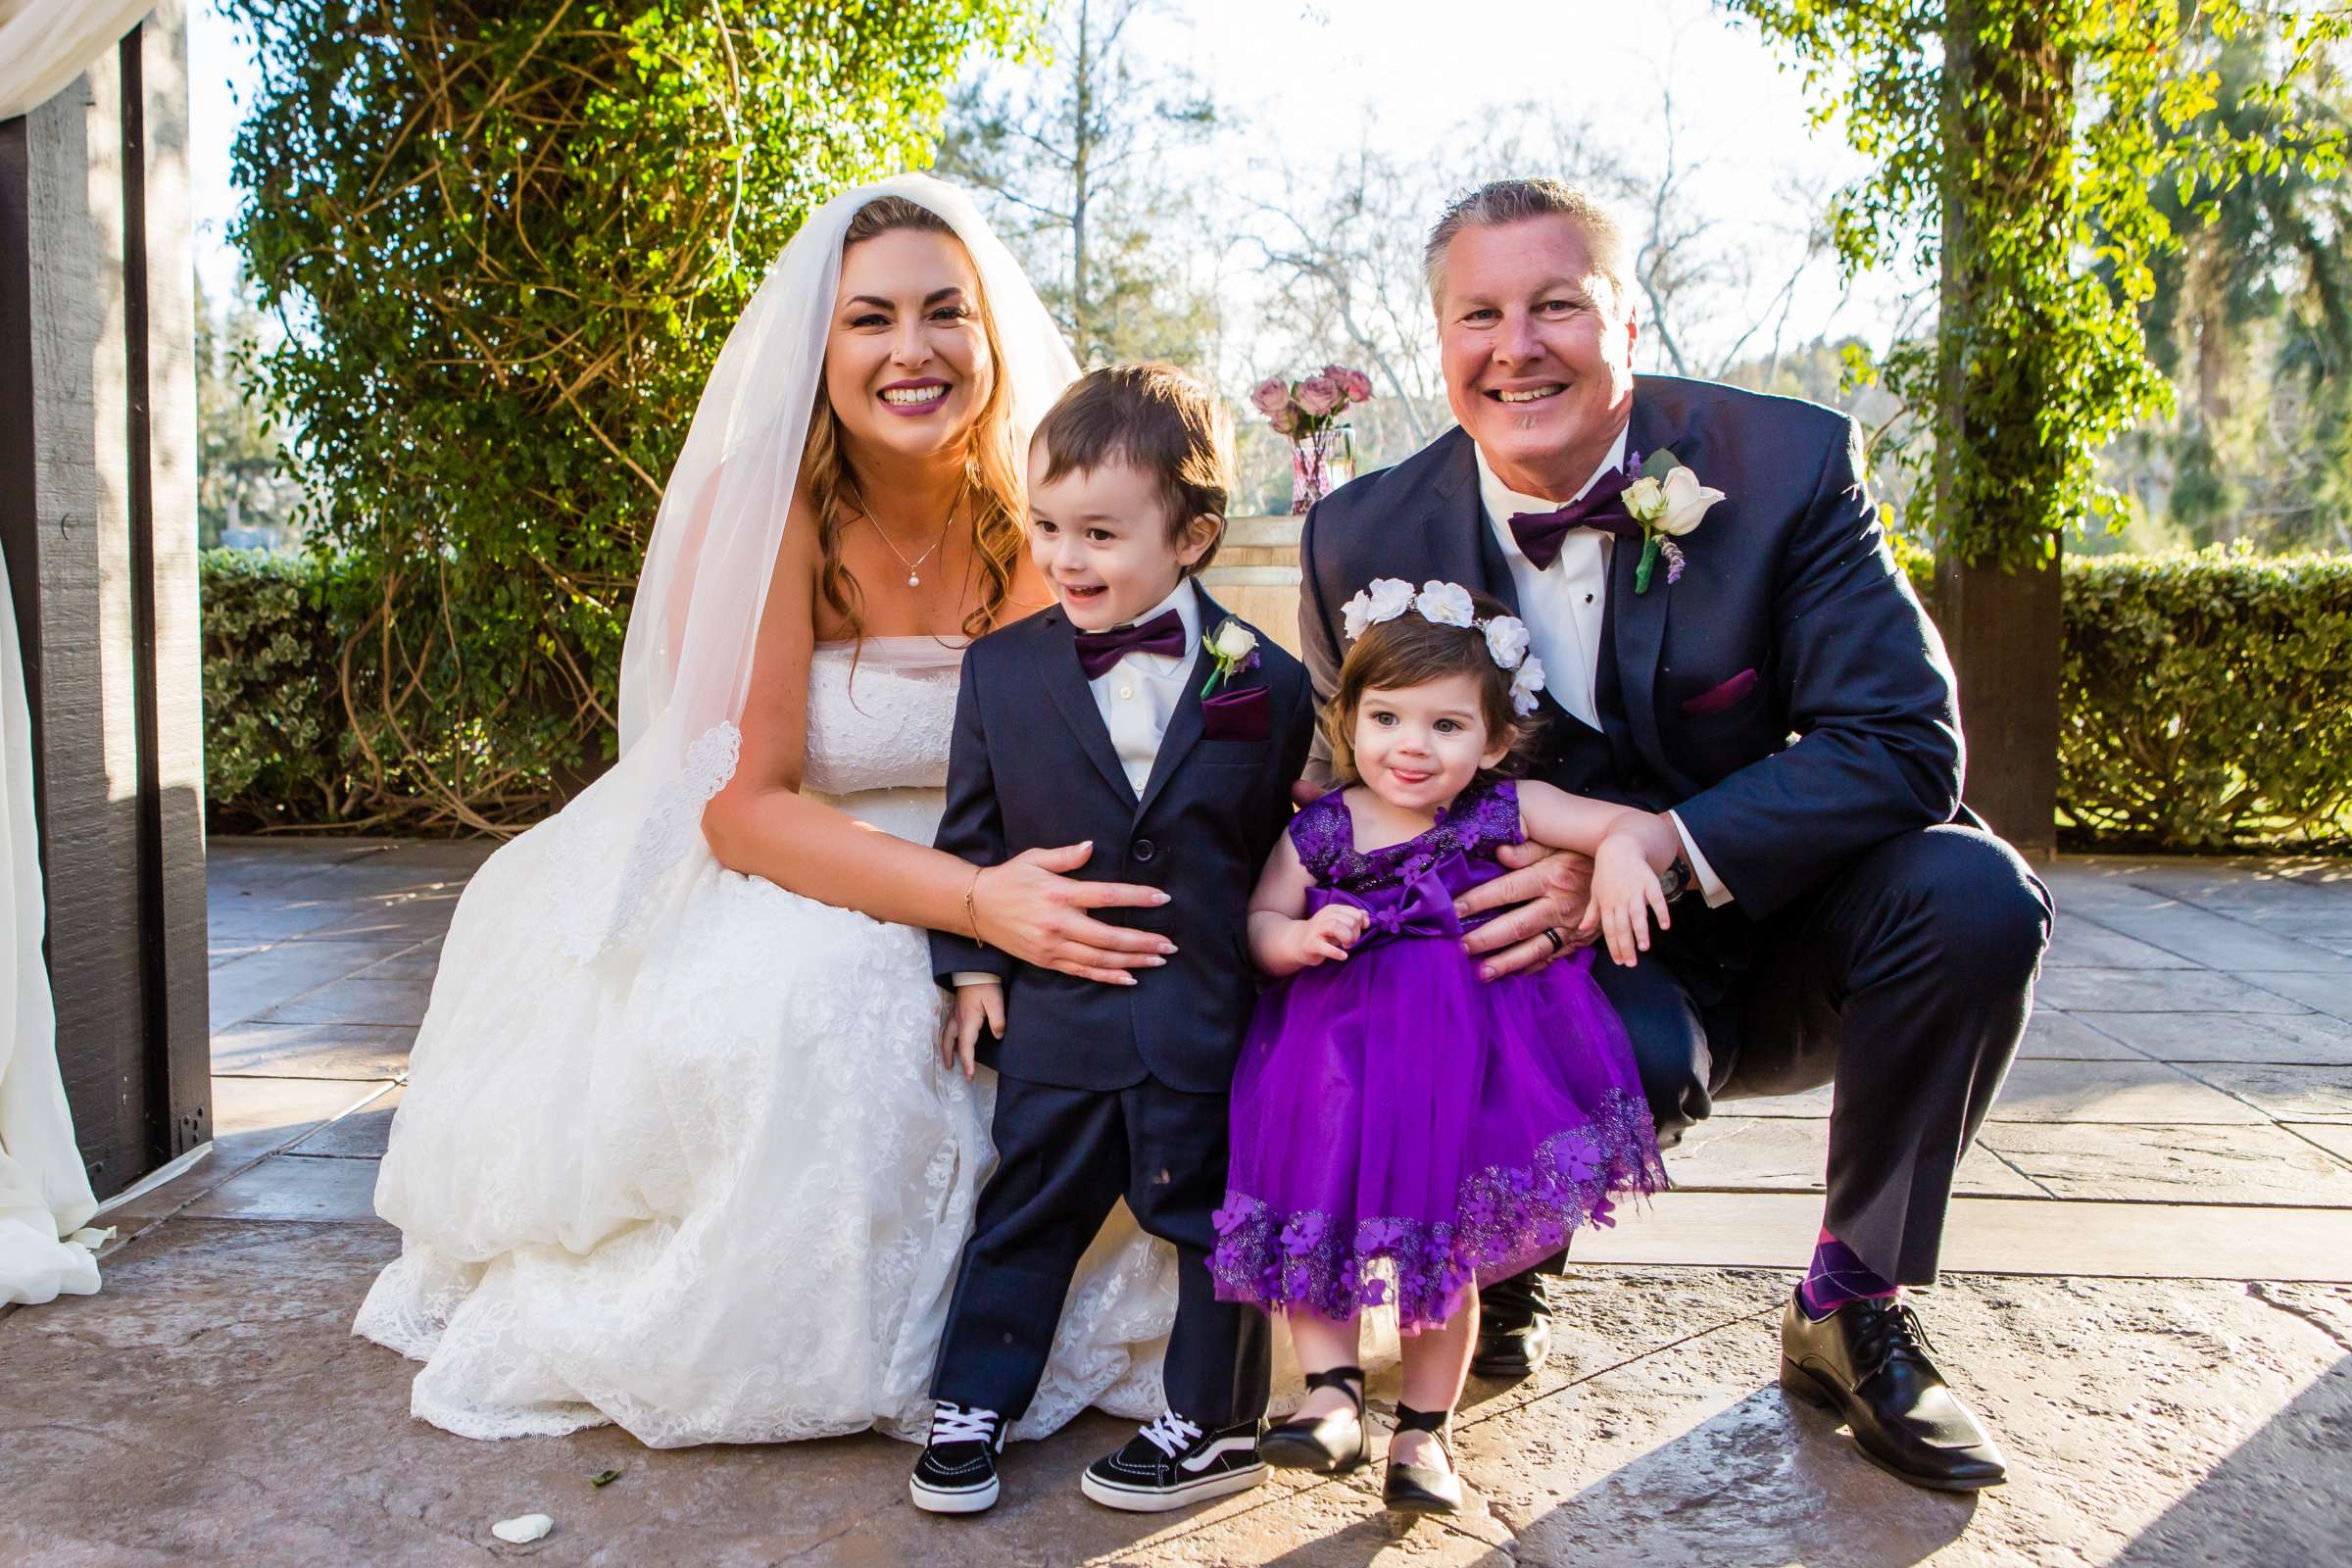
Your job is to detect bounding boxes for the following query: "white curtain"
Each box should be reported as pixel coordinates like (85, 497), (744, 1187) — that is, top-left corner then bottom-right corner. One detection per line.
(0, 0), (154, 122)
(0, 543), (101, 1304)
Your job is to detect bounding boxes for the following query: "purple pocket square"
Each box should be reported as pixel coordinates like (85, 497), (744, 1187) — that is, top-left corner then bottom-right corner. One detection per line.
(1202, 684), (1271, 742)
(1679, 668), (1760, 718)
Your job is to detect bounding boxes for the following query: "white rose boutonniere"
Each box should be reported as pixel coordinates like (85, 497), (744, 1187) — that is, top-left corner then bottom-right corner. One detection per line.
(1200, 616), (1260, 698)
(1619, 448), (1725, 594)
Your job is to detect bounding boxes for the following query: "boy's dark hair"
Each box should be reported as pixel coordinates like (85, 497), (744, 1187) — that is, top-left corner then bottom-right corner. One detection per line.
(1326, 590), (1544, 783)
(1032, 363), (1234, 572)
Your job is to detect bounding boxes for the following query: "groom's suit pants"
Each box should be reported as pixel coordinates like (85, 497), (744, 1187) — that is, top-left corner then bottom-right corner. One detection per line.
(1594, 822), (2052, 1287)
(932, 1073), (1271, 1430)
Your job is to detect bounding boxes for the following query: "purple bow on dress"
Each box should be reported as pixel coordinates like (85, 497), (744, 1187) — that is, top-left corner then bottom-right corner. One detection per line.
(1507, 467), (1642, 570)
(1073, 610), (1185, 678)
(1306, 871), (1462, 948)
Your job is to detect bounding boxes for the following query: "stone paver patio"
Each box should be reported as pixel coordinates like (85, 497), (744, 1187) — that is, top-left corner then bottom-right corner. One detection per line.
(3, 842), (2349, 1564)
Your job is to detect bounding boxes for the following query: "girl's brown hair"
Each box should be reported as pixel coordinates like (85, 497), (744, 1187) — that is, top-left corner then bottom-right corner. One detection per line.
(800, 196), (1028, 645)
(1324, 590), (1544, 782)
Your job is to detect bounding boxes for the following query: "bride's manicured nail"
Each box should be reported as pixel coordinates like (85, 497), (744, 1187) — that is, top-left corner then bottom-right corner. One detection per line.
(1159, 942), (1178, 955)
(1152, 892), (1172, 905)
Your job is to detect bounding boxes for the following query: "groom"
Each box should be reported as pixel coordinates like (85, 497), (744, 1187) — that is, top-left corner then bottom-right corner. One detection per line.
(1297, 178), (2052, 1492)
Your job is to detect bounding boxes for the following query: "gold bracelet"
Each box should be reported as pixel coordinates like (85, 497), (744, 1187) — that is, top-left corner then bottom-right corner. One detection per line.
(963, 867), (987, 948)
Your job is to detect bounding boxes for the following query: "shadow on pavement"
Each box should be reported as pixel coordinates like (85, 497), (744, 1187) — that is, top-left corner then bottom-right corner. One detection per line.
(1507, 1387), (1977, 1568)
(2113, 1351), (2352, 1565)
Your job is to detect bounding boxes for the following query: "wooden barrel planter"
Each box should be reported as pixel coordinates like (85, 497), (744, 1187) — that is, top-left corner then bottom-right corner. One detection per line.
(1200, 515), (1305, 655)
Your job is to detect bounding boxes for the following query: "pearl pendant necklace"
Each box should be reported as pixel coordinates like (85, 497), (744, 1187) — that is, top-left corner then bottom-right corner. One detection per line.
(863, 500), (955, 589)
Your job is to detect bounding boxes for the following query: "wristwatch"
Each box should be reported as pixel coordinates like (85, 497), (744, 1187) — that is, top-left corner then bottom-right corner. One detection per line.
(1658, 853), (1691, 905)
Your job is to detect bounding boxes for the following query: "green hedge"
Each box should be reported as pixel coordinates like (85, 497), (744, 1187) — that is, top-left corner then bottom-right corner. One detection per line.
(2056, 552), (2352, 851)
(200, 548), (2352, 850)
(200, 550), (348, 831)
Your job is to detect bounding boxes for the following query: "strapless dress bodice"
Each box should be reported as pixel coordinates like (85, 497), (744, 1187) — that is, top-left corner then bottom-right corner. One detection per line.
(801, 635), (964, 842)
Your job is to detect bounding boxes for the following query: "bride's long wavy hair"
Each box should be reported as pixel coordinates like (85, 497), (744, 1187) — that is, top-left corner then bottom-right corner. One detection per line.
(800, 196), (1029, 646)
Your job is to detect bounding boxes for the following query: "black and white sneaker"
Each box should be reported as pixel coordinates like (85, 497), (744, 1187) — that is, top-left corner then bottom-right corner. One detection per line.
(1079, 1410), (1266, 1512)
(909, 1401), (1004, 1514)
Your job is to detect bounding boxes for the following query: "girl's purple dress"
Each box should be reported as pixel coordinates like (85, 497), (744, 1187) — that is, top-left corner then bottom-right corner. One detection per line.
(1211, 778), (1666, 1332)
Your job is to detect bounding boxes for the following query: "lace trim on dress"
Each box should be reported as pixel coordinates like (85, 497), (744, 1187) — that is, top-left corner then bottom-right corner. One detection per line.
(1207, 1086), (1665, 1332)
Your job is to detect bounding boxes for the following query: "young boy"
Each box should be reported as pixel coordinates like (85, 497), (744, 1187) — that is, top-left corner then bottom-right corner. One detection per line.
(913, 364), (1316, 1515)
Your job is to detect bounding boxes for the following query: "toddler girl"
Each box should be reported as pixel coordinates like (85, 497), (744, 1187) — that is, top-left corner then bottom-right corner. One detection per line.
(1210, 578), (1673, 1516)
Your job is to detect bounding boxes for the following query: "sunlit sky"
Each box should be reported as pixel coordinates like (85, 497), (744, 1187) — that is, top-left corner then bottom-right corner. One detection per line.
(186, 0), (1920, 373)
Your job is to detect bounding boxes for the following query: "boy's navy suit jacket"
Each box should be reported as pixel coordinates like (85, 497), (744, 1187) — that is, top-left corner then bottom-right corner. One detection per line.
(929, 584), (1316, 1095)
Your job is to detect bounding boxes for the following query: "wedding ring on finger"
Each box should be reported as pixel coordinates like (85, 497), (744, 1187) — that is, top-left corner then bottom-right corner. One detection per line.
(1543, 928), (1566, 955)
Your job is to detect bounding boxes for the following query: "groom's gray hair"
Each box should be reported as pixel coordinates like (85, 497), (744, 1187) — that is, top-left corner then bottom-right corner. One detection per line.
(1424, 178), (1630, 316)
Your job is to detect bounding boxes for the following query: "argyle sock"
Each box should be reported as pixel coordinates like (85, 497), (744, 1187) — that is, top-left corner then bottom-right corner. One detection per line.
(1797, 1228), (1897, 1320)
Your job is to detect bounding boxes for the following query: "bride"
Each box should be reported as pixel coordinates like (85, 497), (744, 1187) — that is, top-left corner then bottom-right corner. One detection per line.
(356, 175), (1186, 1447)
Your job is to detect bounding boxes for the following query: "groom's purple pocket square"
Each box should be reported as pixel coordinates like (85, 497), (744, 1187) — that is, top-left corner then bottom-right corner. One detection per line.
(1202, 685), (1272, 742)
(1679, 668), (1760, 718)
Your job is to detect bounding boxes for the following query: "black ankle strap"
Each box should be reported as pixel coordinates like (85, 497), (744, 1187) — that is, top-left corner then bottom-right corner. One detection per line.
(1392, 1401), (1452, 1437)
(1303, 1365), (1366, 1407)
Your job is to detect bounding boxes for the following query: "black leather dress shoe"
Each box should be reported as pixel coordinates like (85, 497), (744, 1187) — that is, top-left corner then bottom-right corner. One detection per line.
(1780, 1290), (2007, 1492)
(1472, 1271), (1551, 1379)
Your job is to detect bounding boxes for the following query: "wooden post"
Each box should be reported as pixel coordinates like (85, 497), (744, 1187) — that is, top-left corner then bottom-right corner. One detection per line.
(1936, 556), (2062, 857)
(1932, 0), (2066, 859)
(0, 3), (210, 1200)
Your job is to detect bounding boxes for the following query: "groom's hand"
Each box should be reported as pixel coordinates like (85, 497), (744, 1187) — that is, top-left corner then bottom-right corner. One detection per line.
(1453, 843), (1596, 981)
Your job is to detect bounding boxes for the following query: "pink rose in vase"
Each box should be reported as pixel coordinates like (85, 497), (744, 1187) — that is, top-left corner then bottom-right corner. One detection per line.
(1250, 377), (1291, 417)
(1296, 375), (1342, 418)
(1331, 367), (1375, 404)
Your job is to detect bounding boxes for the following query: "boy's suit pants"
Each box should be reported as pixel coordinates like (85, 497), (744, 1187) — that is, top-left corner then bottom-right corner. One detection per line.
(931, 1074), (1270, 1429)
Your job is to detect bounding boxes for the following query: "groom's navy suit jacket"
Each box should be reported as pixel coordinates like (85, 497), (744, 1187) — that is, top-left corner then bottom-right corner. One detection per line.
(1298, 375), (1966, 928)
(930, 585), (1317, 1095)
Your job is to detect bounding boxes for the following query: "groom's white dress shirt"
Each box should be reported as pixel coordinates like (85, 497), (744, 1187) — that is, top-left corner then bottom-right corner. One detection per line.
(1475, 435), (1732, 907)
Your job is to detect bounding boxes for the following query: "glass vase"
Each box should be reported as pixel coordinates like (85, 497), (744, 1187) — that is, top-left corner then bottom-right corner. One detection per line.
(1289, 424), (1356, 514)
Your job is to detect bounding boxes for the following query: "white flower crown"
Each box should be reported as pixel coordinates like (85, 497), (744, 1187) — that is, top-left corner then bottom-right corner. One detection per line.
(1340, 577), (1548, 716)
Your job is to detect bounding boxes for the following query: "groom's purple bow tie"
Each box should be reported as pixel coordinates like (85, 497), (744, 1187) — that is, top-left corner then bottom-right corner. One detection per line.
(1074, 610), (1186, 678)
(1508, 467), (1641, 570)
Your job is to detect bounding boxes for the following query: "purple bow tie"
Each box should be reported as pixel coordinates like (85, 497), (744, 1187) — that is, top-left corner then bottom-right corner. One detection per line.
(1508, 467), (1641, 570)
(1073, 609), (1186, 678)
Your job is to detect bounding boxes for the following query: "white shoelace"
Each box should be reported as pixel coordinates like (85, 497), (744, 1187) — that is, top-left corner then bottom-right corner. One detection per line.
(1138, 1410), (1203, 1459)
(929, 1402), (1001, 1445)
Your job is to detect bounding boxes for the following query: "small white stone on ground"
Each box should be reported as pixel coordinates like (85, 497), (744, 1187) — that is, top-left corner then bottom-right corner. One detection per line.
(491, 1513), (553, 1544)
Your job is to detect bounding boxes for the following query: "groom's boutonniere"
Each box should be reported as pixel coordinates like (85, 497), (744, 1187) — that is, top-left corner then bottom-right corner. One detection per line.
(1620, 448), (1725, 595)
(1200, 617), (1260, 698)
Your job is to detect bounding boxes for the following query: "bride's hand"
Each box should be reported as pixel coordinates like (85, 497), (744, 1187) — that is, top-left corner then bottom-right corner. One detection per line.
(972, 842), (1177, 987)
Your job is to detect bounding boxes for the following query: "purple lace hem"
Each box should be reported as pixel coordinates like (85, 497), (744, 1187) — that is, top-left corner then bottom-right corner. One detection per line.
(1208, 1089), (1667, 1332)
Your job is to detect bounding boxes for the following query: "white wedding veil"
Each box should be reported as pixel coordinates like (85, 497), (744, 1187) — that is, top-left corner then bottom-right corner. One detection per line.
(549, 173), (1079, 962)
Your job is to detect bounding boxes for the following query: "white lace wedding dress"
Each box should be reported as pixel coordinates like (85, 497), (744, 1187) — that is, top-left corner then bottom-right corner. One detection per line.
(356, 637), (1177, 1447)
